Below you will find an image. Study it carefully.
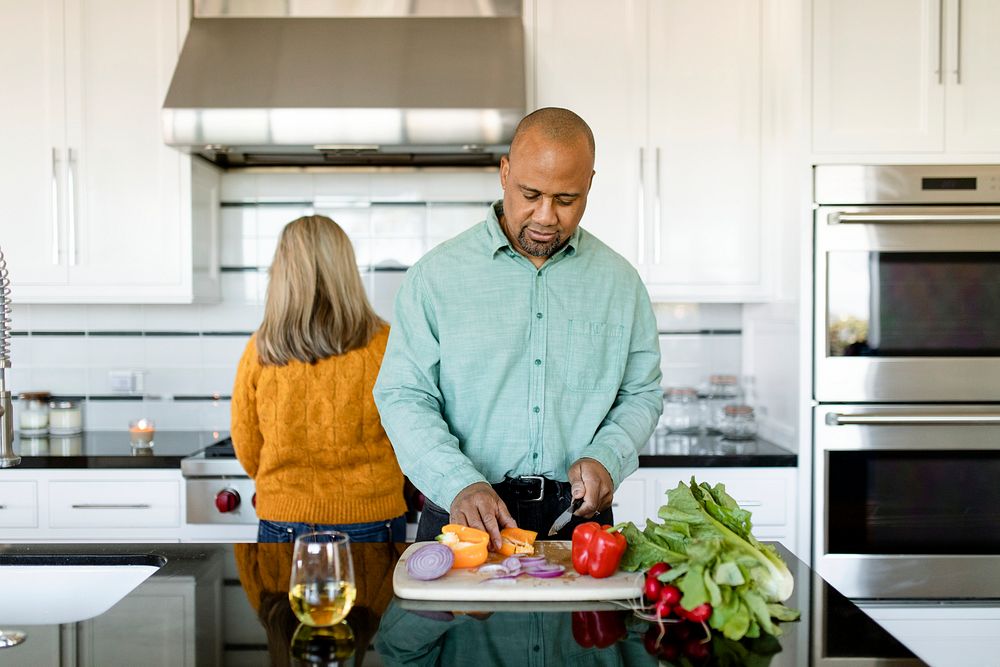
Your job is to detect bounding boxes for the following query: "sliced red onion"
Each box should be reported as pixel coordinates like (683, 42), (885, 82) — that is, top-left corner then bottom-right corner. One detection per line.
(406, 543), (454, 581)
(501, 557), (522, 572)
(525, 564), (565, 578)
(519, 556), (547, 566)
(483, 576), (519, 584)
(477, 564), (510, 577)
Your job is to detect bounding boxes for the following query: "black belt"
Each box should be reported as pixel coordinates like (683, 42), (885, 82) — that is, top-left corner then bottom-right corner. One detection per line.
(494, 476), (569, 503)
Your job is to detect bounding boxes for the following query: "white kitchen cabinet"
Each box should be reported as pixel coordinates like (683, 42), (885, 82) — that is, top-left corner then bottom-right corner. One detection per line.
(619, 467), (797, 550)
(0, 480), (38, 528)
(813, 0), (1000, 154)
(0, 0), (216, 304)
(532, 0), (771, 301)
(858, 604), (1000, 667)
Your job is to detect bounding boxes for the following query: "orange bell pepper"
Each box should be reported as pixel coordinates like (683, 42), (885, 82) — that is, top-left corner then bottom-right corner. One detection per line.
(437, 524), (489, 568)
(498, 527), (538, 556)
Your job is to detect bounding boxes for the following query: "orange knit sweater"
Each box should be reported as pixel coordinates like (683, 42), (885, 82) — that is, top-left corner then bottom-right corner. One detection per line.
(230, 326), (406, 524)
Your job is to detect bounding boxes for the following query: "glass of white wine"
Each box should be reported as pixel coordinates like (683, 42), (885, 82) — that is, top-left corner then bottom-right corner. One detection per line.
(288, 531), (356, 627)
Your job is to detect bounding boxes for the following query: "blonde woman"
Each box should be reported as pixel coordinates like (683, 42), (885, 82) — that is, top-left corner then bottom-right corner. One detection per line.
(231, 215), (407, 543)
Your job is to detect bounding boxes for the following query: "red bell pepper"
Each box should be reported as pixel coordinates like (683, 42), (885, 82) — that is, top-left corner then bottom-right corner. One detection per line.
(571, 522), (627, 578)
(571, 610), (628, 649)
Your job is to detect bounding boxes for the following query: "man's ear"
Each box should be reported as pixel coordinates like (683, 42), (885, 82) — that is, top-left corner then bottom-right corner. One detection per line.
(500, 155), (510, 189)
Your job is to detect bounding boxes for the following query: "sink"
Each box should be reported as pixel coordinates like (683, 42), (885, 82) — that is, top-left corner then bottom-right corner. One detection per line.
(0, 554), (165, 625)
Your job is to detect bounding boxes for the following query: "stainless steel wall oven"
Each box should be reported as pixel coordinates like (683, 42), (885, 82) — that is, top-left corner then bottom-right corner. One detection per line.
(813, 165), (1000, 600)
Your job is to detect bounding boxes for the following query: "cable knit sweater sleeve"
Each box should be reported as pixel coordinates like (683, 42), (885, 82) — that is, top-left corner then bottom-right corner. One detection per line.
(231, 335), (264, 479)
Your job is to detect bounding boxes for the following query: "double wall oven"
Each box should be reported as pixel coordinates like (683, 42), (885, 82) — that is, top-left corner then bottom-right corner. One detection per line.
(813, 165), (1000, 599)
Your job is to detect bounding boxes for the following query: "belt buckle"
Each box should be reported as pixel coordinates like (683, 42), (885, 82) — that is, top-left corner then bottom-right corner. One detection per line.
(517, 475), (545, 502)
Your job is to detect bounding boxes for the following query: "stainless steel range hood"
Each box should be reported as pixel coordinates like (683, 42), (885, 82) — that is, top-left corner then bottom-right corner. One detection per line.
(162, 6), (525, 167)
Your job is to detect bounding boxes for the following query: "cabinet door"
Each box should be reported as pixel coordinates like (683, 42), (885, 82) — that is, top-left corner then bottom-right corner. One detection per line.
(944, 0), (1000, 152)
(644, 0), (765, 299)
(532, 0), (646, 268)
(0, 0), (68, 287)
(812, 0), (945, 153)
(61, 0), (191, 301)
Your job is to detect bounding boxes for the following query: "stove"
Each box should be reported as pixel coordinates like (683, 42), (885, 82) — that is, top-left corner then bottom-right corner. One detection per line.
(181, 436), (257, 525)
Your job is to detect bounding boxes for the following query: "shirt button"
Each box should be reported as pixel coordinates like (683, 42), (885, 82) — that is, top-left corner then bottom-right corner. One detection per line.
(534, 359), (542, 366)
(532, 406), (540, 413)
(532, 453), (538, 460)
(536, 312), (543, 319)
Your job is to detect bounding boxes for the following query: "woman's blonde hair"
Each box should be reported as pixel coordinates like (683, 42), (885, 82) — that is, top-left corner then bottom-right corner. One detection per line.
(256, 215), (385, 366)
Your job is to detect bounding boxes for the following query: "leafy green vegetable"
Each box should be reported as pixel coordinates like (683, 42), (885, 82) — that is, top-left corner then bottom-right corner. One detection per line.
(617, 477), (801, 641)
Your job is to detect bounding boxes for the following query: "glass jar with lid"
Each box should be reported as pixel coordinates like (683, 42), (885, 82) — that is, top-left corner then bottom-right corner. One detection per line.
(719, 404), (757, 440)
(18, 392), (51, 435)
(701, 374), (743, 433)
(48, 399), (84, 435)
(662, 387), (702, 434)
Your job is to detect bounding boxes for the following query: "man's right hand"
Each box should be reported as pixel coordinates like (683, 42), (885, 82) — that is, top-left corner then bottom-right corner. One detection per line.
(450, 482), (517, 550)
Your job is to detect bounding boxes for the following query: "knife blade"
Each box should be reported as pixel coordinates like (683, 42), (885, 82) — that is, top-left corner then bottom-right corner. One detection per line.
(547, 497), (584, 536)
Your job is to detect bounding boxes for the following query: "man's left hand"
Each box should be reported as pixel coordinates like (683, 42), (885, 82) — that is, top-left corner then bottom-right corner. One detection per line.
(567, 458), (613, 518)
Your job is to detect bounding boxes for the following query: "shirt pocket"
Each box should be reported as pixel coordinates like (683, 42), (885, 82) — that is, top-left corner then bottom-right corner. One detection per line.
(564, 320), (626, 393)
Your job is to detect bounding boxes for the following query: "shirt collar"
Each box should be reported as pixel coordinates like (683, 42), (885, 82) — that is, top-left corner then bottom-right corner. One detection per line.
(484, 200), (582, 261)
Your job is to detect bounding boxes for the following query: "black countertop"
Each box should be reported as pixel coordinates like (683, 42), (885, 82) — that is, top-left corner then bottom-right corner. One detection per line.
(9, 430), (795, 470)
(0, 541), (919, 666)
(10, 430), (226, 468)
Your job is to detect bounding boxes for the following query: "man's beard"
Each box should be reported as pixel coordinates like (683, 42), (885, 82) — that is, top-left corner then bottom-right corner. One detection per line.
(517, 226), (565, 258)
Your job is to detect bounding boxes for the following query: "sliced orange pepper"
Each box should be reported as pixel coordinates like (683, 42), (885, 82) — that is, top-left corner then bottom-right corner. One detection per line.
(498, 527), (538, 557)
(438, 524), (489, 568)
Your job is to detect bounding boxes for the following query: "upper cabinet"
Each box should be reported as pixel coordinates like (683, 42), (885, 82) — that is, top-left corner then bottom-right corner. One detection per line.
(813, 0), (1000, 155)
(0, 0), (216, 303)
(532, 0), (771, 301)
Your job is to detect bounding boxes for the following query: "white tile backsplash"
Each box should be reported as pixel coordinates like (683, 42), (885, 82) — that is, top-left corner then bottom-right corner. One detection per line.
(13, 168), (745, 431)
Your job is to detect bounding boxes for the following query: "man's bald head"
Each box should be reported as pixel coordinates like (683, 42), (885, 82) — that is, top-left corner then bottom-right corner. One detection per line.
(508, 107), (595, 165)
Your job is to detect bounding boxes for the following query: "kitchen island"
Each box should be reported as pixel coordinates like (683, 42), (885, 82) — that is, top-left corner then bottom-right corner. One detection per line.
(0, 540), (922, 666)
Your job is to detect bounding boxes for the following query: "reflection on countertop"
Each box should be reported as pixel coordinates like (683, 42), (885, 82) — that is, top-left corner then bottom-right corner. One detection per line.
(10, 430), (227, 468)
(639, 433), (796, 468)
(0, 541), (921, 666)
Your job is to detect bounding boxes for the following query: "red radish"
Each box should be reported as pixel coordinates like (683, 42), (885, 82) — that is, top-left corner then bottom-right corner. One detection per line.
(684, 603), (712, 623)
(647, 562), (670, 579)
(659, 584), (681, 606)
(644, 576), (663, 601)
(654, 598), (673, 619)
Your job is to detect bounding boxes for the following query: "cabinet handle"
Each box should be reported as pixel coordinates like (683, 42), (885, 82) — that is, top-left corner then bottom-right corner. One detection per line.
(637, 147), (645, 265)
(67, 148), (78, 267)
(936, 0), (944, 83)
(736, 500), (762, 508)
(826, 412), (1000, 426)
(0, 505), (7, 509)
(954, 0), (963, 84)
(654, 147), (662, 264)
(70, 503), (153, 509)
(829, 212), (1000, 224)
(51, 148), (60, 264)
(66, 148), (76, 266)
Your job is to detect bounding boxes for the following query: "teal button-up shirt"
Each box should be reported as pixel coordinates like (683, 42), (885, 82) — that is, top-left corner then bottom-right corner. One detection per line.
(373, 202), (663, 510)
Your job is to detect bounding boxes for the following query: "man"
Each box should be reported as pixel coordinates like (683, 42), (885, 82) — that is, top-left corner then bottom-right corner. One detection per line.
(373, 107), (662, 549)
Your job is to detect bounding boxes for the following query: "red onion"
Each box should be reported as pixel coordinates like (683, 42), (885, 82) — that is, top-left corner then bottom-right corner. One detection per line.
(525, 564), (565, 578)
(406, 543), (454, 581)
(477, 564), (510, 577)
(501, 557), (522, 572)
(519, 556), (547, 566)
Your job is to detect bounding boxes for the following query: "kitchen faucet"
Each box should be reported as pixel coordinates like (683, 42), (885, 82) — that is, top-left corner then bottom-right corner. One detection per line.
(0, 246), (18, 468)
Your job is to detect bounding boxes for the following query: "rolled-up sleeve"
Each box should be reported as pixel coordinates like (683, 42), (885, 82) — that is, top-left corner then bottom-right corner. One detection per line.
(373, 266), (487, 510)
(581, 281), (663, 488)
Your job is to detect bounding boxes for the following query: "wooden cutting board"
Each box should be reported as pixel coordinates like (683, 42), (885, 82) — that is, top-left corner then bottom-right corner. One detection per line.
(392, 540), (644, 602)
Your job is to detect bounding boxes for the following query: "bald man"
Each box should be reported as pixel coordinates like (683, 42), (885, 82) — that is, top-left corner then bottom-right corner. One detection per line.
(374, 108), (663, 548)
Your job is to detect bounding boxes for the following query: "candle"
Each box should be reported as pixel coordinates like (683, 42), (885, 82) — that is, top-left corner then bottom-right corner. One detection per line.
(49, 400), (83, 434)
(129, 419), (156, 448)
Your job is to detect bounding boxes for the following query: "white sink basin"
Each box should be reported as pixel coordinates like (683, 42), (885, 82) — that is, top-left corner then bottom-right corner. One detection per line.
(0, 554), (164, 625)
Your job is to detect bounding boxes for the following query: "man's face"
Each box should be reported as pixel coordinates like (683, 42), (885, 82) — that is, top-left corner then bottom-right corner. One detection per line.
(499, 130), (595, 266)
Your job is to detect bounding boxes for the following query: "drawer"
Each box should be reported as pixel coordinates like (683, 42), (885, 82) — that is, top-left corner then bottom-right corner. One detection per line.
(0, 480), (38, 528)
(49, 480), (180, 528)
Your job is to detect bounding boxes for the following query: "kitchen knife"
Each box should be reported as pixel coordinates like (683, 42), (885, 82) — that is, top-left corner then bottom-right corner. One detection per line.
(547, 497), (584, 536)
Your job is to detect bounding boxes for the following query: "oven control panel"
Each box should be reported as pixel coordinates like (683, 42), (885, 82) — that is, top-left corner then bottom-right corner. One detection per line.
(186, 477), (258, 525)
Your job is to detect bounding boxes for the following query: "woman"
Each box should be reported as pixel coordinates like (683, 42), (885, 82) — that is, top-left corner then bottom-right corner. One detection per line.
(231, 215), (407, 543)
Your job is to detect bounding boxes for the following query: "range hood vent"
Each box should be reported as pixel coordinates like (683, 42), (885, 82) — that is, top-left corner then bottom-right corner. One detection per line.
(162, 15), (525, 167)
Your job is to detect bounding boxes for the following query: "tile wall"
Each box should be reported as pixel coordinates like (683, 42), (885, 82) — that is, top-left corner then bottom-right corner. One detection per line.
(8, 168), (741, 431)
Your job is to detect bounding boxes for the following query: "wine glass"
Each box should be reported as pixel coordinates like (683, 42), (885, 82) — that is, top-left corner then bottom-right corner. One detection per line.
(288, 531), (356, 627)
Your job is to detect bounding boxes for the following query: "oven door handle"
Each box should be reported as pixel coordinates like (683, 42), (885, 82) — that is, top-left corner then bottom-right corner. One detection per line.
(826, 412), (1000, 426)
(829, 212), (1000, 225)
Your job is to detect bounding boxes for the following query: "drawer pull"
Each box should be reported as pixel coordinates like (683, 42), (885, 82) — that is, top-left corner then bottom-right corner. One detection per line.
(736, 501), (762, 508)
(70, 503), (152, 510)
(0, 505), (6, 509)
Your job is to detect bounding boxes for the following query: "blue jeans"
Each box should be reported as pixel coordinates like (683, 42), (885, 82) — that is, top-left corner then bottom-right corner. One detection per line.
(257, 516), (407, 543)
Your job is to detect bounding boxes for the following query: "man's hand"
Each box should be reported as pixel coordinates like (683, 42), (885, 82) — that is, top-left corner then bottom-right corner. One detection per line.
(568, 458), (614, 518)
(450, 482), (516, 550)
